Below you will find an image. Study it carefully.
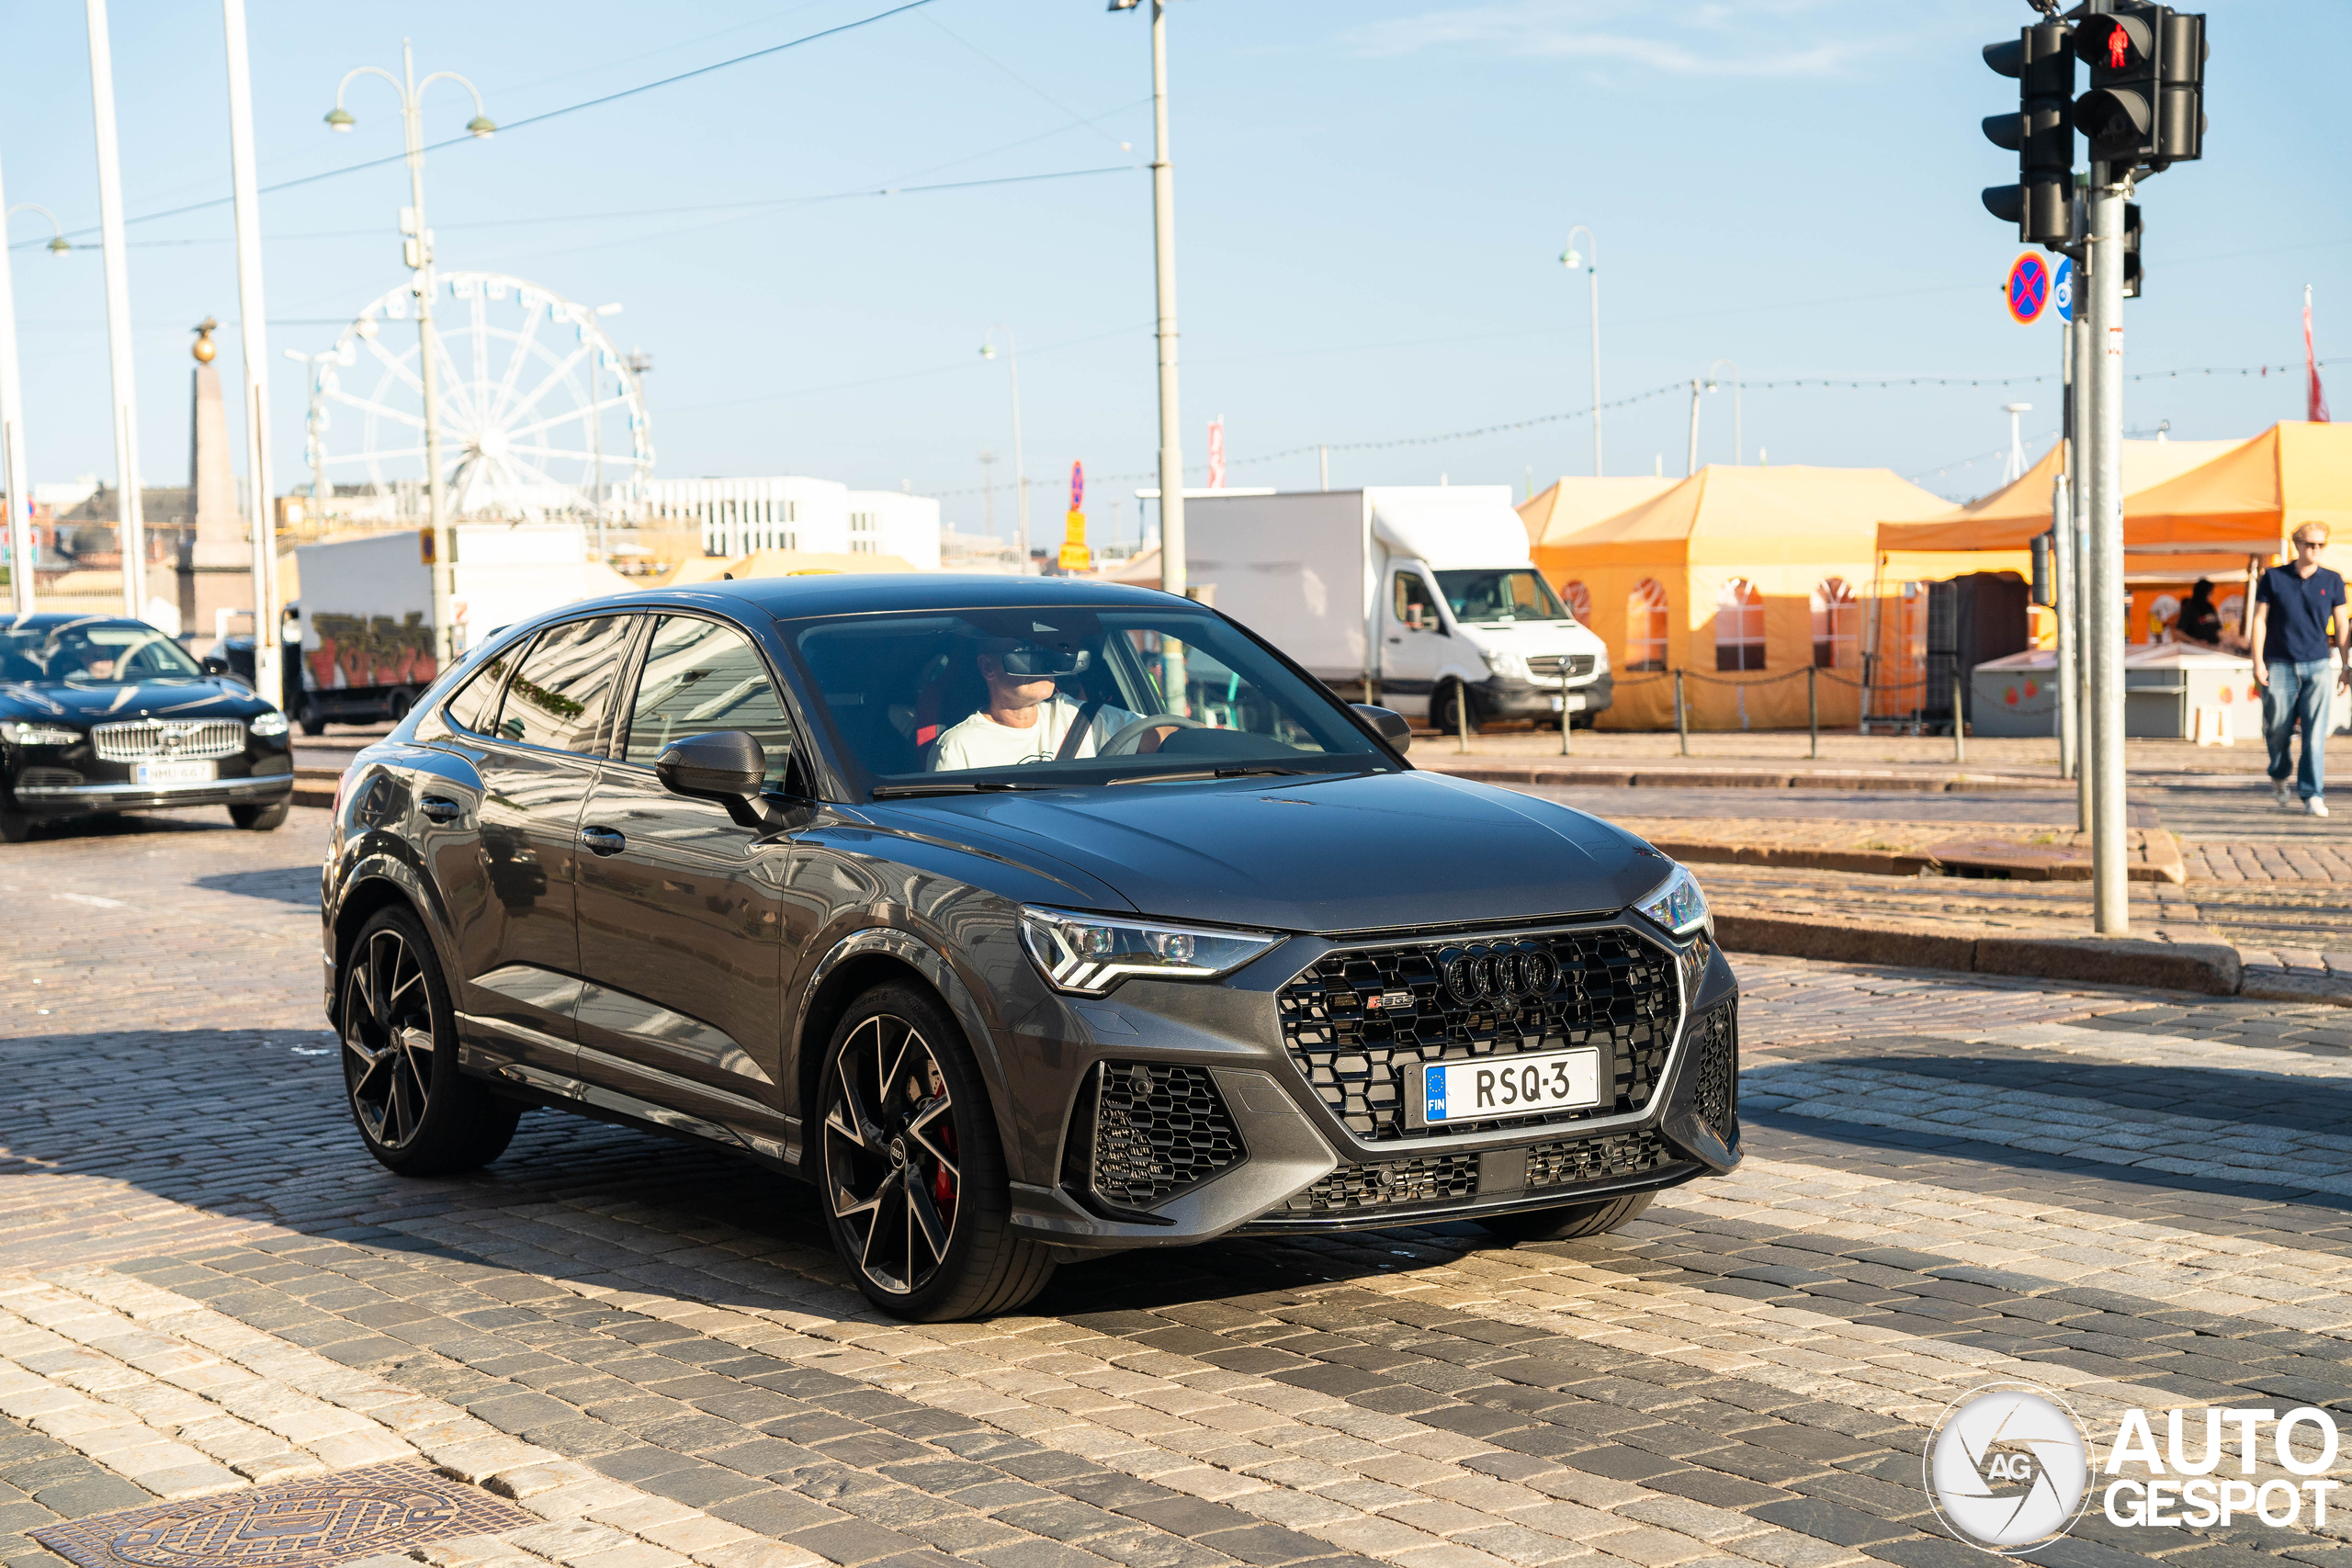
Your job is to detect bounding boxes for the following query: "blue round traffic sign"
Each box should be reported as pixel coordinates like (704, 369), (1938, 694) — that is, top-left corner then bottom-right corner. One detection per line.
(2007, 254), (2050, 324)
(2052, 256), (2074, 323)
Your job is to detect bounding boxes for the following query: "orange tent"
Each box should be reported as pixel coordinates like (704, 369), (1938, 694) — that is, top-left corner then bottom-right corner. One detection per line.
(1878, 437), (2236, 556)
(2125, 422), (2352, 550)
(1532, 465), (1951, 730)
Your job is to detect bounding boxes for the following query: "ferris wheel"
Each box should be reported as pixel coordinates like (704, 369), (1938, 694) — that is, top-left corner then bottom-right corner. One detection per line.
(300, 271), (653, 521)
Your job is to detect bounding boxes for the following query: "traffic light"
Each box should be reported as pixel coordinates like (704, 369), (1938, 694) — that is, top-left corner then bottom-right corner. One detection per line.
(1982, 21), (2075, 245)
(2073, 6), (2207, 170)
(2122, 201), (2143, 298)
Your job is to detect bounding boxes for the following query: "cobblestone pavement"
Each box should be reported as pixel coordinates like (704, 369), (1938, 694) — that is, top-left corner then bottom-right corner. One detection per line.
(10, 808), (2352, 1568)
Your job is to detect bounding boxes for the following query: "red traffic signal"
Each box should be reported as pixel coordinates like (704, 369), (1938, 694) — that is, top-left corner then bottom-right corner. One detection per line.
(2075, 14), (2152, 73)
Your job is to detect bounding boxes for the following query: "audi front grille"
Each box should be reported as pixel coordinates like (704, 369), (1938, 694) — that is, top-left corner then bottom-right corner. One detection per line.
(90, 718), (245, 762)
(1278, 924), (1680, 1143)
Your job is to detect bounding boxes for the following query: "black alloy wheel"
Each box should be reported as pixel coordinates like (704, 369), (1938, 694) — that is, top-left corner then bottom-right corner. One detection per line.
(339, 907), (519, 1175)
(1478, 1190), (1652, 1244)
(819, 981), (1053, 1320)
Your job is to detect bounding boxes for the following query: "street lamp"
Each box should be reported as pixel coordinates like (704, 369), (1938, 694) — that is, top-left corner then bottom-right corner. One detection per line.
(0, 201), (65, 614)
(1707, 359), (1741, 467)
(326, 39), (492, 671)
(2003, 401), (2033, 482)
(1108, 0), (1187, 613)
(978, 329), (1028, 572)
(1560, 226), (1600, 477)
(282, 348), (334, 505)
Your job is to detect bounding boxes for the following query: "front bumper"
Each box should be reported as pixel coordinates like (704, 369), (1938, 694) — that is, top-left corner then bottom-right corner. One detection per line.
(10, 766), (294, 818)
(1006, 922), (1736, 1249)
(1479, 670), (1614, 719)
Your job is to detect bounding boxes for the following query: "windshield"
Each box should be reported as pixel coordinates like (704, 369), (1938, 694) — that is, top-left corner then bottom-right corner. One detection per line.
(1434, 569), (1570, 625)
(791, 606), (1392, 790)
(0, 618), (206, 685)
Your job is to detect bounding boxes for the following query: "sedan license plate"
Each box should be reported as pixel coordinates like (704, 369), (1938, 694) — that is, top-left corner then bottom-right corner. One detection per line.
(1418, 1048), (1600, 1128)
(132, 760), (216, 786)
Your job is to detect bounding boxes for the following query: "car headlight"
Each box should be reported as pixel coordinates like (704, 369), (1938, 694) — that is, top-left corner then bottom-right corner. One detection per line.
(3, 721), (80, 747)
(249, 710), (289, 738)
(1486, 650), (1526, 680)
(1019, 907), (1281, 996)
(1633, 863), (1712, 941)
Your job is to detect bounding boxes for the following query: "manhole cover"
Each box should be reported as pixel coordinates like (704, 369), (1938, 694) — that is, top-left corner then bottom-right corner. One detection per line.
(33, 1462), (536, 1568)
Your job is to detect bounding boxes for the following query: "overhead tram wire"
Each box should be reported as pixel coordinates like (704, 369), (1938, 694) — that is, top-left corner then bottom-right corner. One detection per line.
(11, 0), (946, 247)
(905, 355), (2352, 499)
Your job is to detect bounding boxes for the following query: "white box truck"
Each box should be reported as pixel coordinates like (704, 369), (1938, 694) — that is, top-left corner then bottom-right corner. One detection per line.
(1182, 487), (1611, 729)
(289, 523), (599, 732)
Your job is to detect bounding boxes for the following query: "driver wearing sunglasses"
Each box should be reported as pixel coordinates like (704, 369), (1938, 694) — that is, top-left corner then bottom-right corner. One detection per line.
(929, 637), (1147, 772)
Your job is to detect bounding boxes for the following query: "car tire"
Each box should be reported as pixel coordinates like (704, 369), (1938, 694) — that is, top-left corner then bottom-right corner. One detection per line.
(1431, 680), (1482, 737)
(818, 979), (1054, 1321)
(297, 695), (326, 737)
(230, 802), (289, 831)
(384, 687), (415, 722)
(1477, 1190), (1653, 1244)
(340, 906), (520, 1176)
(0, 810), (30, 844)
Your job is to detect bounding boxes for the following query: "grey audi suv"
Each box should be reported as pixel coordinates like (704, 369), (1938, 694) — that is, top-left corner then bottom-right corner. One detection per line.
(322, 576), (1738, 1320)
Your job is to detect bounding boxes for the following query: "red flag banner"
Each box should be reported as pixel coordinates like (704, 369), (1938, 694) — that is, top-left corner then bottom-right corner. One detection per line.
(2308, 287), (2332, 423)
(1206, 418), (1226, 489)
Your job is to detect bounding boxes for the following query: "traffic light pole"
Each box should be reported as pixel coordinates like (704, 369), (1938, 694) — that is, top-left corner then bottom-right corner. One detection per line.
(2086, 161), (2130, 934)
(2072, 296), (2094, 834)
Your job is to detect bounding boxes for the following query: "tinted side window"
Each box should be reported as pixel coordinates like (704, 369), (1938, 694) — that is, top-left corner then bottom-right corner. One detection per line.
(446, 645), (519, 734)
(489, 615), (634, 753)
(622, 615), (795, 787)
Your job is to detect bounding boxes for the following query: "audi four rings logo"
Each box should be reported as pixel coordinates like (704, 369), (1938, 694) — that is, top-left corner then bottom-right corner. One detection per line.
(1439, 943), (1561, 1004)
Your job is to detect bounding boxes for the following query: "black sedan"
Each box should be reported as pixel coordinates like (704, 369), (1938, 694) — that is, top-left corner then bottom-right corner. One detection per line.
(2, 614), (296, 841)
(322, 576), (1737, 1320)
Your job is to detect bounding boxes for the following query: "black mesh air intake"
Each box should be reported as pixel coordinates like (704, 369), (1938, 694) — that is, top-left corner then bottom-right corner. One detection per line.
(1287, 1152), (1479, 1214)
(1081, 1062), (1243, 1211)
(1525, 1128), (1679, 1189)
(1690, 1000), (1738, 1142)
(1278, 924), (1679, 1142)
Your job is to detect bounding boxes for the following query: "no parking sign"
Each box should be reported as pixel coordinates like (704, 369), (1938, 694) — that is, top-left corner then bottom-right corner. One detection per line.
(2007, 254), (2051, 324)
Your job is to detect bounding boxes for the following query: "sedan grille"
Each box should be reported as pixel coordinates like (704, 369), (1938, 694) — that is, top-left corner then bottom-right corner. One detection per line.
(1525, 654), (1597, 682)
(1278, 925), (1679, 1143)
(90, 718), (244, 761)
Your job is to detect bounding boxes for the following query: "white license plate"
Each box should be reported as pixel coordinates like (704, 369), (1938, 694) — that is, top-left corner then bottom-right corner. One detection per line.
(1419, 1048), (1601, 1127)
(132, 760), (216, 786)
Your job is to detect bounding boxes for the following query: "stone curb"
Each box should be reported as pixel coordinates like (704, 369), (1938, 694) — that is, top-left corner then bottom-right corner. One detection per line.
(1424, 760), (2071, 794)
(1651, 829), (2187, 885)
(1713, 910), (2256, 998)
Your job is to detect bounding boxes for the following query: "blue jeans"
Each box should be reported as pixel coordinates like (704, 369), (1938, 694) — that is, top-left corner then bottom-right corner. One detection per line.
(2263, 659), (2335, 801)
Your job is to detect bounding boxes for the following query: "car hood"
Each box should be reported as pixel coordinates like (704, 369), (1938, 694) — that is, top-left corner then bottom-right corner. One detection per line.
(0, 680), (269, 722)
(866, 768), (1668, 932)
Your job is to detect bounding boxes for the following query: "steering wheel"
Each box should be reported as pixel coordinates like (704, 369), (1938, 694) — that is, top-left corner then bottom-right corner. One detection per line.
(1098, 713), (1204, 756)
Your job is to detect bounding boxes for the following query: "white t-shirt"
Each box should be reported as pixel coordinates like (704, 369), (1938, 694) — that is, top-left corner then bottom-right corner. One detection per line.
(931, 696), (1137, 772)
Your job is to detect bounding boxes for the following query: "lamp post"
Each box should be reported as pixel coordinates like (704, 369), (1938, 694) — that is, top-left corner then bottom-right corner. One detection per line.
(1685, 379), (1702, 478)
(2003, 401), (2033, 482)
(978, 329), (1028, 572)
(327, 40), (493, 672)
(1706, 360), (1741, 467)
(0, 203), (66, 615)
(86, 0), (146, 618)
(223, 0), (282, 707)
(1560, 226), (1600, 476)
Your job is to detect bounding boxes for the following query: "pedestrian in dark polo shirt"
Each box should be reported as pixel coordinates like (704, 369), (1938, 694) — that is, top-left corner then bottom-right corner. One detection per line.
(2251, 524), (2350, 817)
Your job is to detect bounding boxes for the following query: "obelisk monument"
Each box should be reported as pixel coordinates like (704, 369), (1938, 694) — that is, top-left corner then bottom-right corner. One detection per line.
(177, 317), (249, 637)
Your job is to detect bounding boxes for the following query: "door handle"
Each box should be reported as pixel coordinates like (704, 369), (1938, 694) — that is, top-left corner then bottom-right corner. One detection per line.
(420, 795), (463, 824)
(578, 826), (627, 856)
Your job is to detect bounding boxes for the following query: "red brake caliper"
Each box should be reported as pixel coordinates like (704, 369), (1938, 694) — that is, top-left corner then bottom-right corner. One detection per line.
(933, 1123), (956, 1210)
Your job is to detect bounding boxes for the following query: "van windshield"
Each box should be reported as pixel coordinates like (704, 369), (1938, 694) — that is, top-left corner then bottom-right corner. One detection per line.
(792, 605), (1393, 791)
(1434, 570), (1570, 625)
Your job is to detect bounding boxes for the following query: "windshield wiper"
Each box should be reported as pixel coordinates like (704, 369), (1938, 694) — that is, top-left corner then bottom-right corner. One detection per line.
(1108, 765), (1335, 786)
(870, 780), (1059, 799)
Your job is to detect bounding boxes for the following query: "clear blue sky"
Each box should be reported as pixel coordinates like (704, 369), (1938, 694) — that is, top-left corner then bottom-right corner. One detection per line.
(1, 0), (2344, 543)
